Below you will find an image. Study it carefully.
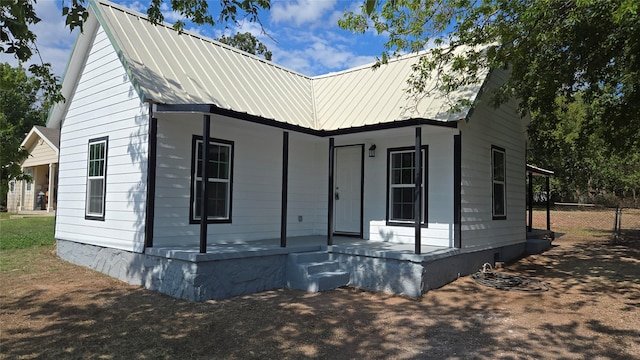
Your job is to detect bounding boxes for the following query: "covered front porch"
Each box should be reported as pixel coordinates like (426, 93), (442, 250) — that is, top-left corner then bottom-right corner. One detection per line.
(148, 106), (461, 253)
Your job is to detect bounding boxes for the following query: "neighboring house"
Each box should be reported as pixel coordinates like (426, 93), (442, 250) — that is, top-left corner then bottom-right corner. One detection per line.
(6, 126), (59, 213)
(53, 0), (534, 301)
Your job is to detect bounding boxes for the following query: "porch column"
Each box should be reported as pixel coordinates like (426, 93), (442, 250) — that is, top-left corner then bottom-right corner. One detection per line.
(199, 114), (211, 253)
(453, 133), (461, 248)
(414, 127), (422, 254)
(546, 176), (551, 231)
(327, 137), (335, 245)
(145, 114), (158, 248)
(527, 171), (533, 232)
(18, 178), (24, 211)
(47, 163), (54, 212)
(280, 132), (289, 247)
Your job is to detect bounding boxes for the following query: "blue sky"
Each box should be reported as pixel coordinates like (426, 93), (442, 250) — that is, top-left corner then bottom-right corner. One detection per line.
(1, 0), (389, 79)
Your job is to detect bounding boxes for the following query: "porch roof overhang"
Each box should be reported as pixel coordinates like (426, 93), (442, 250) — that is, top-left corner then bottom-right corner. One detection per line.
(526, 164), (554, 177)
(152, 103), (459, 138)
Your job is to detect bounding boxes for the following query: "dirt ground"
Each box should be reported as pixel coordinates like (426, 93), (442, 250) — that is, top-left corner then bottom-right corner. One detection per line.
(1, 209), (639, 359)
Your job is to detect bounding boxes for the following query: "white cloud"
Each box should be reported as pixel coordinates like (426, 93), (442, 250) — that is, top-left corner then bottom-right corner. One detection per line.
(272, 32), (376, 75)
(120, 1), (147, 13)
(215, 21), (268, 39)
(159, 2), (186, 23)
(271, 0), (338, 27)
(0, 0), (78, 78)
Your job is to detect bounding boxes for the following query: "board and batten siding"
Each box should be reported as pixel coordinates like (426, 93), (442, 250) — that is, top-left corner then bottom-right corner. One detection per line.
(22, 141), (57, 167)
(55, 25), (149, 252)
(458, 68), (527, 250)
(152, 113), (327, 247)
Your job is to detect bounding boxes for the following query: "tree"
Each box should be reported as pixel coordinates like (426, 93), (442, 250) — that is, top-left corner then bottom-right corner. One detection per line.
(528, 93), (640, 205)
(217, 32), (272, 60)
(339, 0), (640, 154)
(3, 0), (638, 203)
(1, 0), (271, 104)
(0, 63), (49, 207)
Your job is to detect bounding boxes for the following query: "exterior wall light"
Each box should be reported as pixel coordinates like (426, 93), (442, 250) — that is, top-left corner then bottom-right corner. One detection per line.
(369, 144), (376, 157)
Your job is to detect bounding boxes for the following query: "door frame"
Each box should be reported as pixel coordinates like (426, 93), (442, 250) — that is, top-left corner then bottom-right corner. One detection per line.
(333, 144), (365, 238)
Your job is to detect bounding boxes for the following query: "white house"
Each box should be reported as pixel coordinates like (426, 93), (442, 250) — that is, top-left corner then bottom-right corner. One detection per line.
(53, 0), (533, 301)
(6, 126), (59, 213)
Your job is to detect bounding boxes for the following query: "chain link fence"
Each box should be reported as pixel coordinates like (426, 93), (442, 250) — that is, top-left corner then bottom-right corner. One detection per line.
(529, 205), (640, 243)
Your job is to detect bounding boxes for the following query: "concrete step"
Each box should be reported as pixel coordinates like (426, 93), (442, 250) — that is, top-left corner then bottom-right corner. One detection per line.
(286, 251), (350, 292)
(305, 261), (341, 275)
(526, 238), (552, 255)
(307, 271), (350, 292)
(288, 251), (329, 264)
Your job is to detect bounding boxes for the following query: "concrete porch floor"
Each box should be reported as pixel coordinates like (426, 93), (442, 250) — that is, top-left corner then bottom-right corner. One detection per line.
(9, 210), (56, 218)
(145, 235), (459, 263)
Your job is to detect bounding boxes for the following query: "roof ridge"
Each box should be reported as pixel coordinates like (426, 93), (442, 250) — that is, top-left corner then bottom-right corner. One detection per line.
(93, 0), (312, 80)
(311, 51), (426, 80)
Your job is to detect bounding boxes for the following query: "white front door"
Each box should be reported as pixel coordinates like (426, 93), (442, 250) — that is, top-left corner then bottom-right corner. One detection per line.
(334, 145), (363, 235)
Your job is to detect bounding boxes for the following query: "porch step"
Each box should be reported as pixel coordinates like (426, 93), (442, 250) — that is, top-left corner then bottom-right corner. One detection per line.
(286, 251), (350, 292)
(525, 238), (552, 255)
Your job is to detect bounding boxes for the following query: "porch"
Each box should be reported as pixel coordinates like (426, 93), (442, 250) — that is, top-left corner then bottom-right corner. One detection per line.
(57, 234), (523, 302)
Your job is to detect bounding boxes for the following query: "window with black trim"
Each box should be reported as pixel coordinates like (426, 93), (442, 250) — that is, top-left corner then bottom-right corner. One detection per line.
(492, 145), (506, 219)
(86, 137), (108, 220)
(387, 146), (428, 224)
(190, 136), (234, 223)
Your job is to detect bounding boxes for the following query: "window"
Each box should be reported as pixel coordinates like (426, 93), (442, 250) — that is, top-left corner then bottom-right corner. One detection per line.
(387, 146), (427, 224)
(85, 137), (108, 220)
(25, 169), (33, 191)
(9, 181), (14, 193)
(190, 136), (234, 223)
(492, 145), (506, 219)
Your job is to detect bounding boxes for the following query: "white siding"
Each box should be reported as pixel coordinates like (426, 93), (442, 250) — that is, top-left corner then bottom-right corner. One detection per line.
(152, 114), (327, 247)
(6, 180), (19, 212)
(359, 126), (459, 246)
(55, 25), (148, 252)
(459, 69), (527, 250)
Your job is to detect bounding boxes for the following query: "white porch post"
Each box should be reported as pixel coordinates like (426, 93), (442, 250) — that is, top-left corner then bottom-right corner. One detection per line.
(18, 179), (24, 211)
(47, 163), (54, 212)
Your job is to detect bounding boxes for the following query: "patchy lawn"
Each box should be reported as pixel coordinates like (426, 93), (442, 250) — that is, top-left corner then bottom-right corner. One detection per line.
(0, 210), (638, 359)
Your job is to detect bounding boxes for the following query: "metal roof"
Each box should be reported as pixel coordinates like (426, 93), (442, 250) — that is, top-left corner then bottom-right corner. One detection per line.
(527, 164), (554, 177)
(93, 0), (315, 129)
(89, 0), (489, 131)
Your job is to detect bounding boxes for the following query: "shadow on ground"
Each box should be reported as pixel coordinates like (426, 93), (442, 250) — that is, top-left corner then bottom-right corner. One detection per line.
(1, 231), (639, 359)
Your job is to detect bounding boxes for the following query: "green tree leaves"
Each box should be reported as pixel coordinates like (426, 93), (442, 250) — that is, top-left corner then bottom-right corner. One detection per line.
(217, 32), (272, 60)
(0, 63), (49, 206)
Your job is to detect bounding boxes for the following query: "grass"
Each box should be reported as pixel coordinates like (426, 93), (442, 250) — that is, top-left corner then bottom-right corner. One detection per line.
(0, 215), (55, 250)
(0, 214), (55, 272)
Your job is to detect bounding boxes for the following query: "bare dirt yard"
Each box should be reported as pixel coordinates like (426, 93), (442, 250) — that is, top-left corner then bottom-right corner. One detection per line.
(1, 209), (639, 359)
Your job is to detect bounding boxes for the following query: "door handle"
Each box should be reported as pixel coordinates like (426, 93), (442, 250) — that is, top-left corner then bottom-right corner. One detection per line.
(335, 192), (339, 200)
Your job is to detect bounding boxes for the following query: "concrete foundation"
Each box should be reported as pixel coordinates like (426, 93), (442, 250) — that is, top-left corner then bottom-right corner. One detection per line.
(58, 239), (306, 301)
(331, 242), (525, 298)
(56, 238), (526, 301)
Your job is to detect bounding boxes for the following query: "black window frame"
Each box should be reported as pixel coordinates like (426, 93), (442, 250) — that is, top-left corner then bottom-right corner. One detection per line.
(189, 135), (234, 224)
(85, 136), (108, 221)
(385, 145), (428, 226)
(491, 145), (507, 220)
